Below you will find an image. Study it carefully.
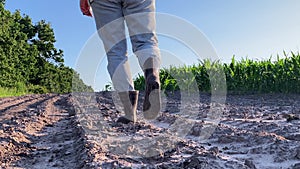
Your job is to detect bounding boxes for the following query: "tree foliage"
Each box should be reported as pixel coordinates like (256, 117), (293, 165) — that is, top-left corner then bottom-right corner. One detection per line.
(0, 4), (93, 93)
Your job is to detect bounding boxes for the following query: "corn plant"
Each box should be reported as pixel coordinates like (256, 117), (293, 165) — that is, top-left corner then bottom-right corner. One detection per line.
(133, 51), (300, 94)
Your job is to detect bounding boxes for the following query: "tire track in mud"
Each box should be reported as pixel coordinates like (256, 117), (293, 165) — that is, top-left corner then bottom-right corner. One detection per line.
(0, 95), (37, 104)
(0, 95), (48, 168)
(0, 95), (42, 114)
(0, 94), (90, 169)
(0, 96), (26, 105)
(0, 95), (55, 128)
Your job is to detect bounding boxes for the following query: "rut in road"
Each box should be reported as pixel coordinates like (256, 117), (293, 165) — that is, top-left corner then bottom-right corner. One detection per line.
(0, 95), (42, 114)
(0, 94), (90, 169)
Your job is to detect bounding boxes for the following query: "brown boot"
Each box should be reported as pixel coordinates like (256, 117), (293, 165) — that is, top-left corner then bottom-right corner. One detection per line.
(143, 58), (161, 120)
(117, 91), (139, 124)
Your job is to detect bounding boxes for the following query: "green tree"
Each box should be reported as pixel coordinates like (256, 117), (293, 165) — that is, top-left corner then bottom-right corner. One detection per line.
(0, 4), (93, 94)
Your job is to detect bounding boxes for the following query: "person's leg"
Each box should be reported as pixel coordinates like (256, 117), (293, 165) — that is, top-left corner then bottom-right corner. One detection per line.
(122, 0), (160, 69)
(91, 0), (138, 123)
(91, 0), (134, 92)
(122, 0), (161, 119)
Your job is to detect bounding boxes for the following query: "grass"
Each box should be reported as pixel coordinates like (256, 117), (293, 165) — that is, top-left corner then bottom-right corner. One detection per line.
(0, 87), (27, 98)
(0, 81), (51, 98)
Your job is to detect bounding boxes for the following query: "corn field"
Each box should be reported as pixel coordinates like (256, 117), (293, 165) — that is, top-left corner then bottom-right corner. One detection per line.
(134, 52), (300, 94)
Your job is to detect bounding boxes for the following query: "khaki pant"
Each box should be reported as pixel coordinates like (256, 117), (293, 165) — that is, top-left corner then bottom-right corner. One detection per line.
(90, 0), (161, 92)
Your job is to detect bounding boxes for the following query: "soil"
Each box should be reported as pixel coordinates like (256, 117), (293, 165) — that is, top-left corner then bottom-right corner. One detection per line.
(0, 92), (299, 169)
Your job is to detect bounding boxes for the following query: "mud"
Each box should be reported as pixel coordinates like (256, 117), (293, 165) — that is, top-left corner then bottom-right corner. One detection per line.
(0, 94), (90, 169)
(0, 92), (300, 169)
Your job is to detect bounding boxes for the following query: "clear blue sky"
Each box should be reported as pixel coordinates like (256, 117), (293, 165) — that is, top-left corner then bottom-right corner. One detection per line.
(4, 0), (300, 90)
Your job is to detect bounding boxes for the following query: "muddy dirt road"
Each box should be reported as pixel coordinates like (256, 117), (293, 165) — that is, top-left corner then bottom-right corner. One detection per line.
(0, 92), (300, 169)
(0, 94), (90, 169)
